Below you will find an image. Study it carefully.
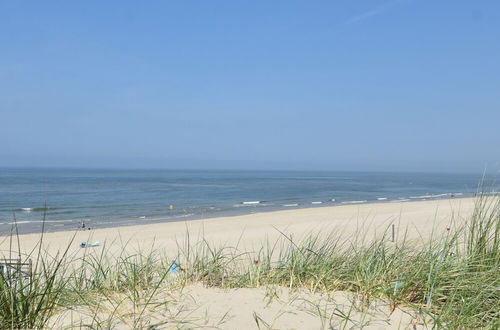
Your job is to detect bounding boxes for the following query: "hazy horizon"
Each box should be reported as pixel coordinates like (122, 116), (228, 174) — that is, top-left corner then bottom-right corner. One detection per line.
(1, 1), (499, 173)
(1, 165), (496, 176)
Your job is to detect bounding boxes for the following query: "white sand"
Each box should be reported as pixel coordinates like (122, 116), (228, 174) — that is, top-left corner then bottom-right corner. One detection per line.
(50, 284), (429, 329)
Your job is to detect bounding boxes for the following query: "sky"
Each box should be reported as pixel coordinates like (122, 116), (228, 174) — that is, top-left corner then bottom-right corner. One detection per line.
(1, 0), (499, 173)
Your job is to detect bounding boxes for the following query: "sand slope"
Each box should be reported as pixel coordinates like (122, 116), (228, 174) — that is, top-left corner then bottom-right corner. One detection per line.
(50, 283), (430, 329)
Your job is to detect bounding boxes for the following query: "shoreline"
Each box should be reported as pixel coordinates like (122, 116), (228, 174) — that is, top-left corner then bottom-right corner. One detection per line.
(0, 196), (480, 255)
(0, 194), (474, 237)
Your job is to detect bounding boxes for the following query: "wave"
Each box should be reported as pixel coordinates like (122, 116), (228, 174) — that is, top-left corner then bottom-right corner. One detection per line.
(283, 203), (298, 207)
(16, 207), (60, 212)
(377, 197), (387, 201)
(2, 219), (75, 225)
(409, 195), (432, 199)
(410, 193), (458, 199)
(175, 213), (195, 218)
(311, 201), (322, 204)
(341, 200), (367, 204)
(241, 201), (261, 205)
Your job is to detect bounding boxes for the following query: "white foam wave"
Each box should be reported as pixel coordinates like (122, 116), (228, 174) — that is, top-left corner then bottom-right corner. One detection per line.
(377, 197), (387, 201)
(6, 220), (75, 225)
(283, 203), (298, 207)
(311, 201), (322, 204)
(410, 193), (454, 199)
(241, 201), (260, 205)
(341, 200), (367, 204)
(175, 213), (194, 218)
(410, 195), (432, 199)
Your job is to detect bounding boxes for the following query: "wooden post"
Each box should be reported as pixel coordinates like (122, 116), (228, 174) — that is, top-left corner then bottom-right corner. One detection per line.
(29, 258), (33, 285)
(391, 224), (395, 242)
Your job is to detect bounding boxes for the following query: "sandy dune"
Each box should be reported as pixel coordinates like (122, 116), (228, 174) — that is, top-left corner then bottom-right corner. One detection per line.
(50, 283), (429, 329)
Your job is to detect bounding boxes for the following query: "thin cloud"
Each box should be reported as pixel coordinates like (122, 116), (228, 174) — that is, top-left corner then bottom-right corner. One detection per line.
(346, 0), (408, 25)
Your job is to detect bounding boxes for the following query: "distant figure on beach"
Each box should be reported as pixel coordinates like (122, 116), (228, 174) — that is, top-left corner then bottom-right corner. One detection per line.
(168, 204), (174, 210)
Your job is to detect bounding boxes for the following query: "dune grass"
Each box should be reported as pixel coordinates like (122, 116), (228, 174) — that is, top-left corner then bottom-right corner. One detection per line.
(0, 194), (498, 329)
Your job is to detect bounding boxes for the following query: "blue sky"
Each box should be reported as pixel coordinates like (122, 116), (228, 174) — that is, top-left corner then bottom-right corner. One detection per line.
(1, 0), (499, 172)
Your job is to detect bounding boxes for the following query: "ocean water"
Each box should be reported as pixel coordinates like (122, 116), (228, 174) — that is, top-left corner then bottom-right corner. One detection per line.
(0, 168), (486, 234)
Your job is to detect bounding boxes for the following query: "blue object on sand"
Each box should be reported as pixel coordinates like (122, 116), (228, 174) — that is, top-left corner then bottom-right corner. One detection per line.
(169, 261), (179, 274)
(80, 241), (100, 248)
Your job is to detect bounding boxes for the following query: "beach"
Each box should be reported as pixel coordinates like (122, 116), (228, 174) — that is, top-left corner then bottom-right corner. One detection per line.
(1, 196), (498, 329)
(3, 0), (499, 327)
(1, 197), (475, 257)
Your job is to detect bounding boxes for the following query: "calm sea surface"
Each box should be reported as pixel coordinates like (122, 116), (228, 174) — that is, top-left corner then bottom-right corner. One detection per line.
(0, 168), (486, 234)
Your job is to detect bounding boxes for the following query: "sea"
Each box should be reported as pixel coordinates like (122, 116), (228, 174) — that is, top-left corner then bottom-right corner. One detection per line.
(0, 168), (490, 235)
